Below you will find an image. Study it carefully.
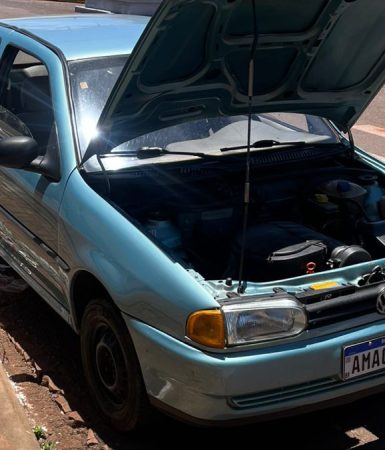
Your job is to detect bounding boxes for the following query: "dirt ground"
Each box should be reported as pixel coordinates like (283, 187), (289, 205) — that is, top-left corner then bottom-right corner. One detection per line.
(1, 269), (385, 450)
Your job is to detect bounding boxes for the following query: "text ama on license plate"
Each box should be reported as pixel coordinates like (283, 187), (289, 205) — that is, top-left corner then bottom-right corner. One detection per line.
(343, 336), (385, 380)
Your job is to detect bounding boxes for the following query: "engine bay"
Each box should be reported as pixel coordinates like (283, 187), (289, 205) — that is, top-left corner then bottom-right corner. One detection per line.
(86, 150), (385, 283)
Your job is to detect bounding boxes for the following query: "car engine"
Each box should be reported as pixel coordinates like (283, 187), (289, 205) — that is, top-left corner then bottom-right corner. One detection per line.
(88, 154), (385, 282)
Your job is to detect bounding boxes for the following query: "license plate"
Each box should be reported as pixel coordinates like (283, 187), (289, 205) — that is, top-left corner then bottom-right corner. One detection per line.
(343, 336), (385, 380)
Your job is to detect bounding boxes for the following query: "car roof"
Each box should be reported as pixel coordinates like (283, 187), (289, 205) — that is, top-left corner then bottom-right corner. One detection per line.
(0, 14), (149, 61)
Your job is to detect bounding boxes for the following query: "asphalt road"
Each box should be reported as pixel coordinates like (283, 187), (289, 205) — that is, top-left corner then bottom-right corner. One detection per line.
(353, 88), (385, 159)
(0, 0), (77, 17)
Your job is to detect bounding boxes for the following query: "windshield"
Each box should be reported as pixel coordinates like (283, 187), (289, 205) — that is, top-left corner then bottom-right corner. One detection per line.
(69, 56), (127, 153)
(113, 113), (339, 153)
(70, 57), (340, 161)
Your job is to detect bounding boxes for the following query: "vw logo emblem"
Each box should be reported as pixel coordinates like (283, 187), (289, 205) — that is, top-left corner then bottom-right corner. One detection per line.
(376, 290), (385, 314)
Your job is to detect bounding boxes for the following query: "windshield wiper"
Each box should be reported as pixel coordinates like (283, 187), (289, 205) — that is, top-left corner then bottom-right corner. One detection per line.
(137, 142), (316, 158)
(221, 139), (309, 152)
(109, 140), (343, 160)
(127, 146), (220, 160)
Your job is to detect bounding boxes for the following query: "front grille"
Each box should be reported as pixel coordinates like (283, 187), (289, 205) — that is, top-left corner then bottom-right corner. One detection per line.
(230, 370), (385, 410)
(303, 283), (385, 328)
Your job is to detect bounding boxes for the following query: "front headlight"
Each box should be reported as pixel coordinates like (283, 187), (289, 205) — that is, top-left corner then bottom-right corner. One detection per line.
(186, 298), (307, 349)
(223, 298), (307, 346)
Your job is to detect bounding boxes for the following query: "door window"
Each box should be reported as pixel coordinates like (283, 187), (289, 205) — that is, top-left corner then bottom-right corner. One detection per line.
(0, 47), (58, 155)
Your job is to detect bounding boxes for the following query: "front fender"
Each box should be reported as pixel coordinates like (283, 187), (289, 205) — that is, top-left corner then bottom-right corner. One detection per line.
(59, 169), (219, 339)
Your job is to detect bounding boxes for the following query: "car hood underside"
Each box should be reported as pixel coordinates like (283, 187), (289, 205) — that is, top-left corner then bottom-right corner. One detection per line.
(85, 0), (385, 159)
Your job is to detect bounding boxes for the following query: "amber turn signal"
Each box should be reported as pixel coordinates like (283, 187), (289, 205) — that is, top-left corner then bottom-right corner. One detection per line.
(186, 309), (225, 349)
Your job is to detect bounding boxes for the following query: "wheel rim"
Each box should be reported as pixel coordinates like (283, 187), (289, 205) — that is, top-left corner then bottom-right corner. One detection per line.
(93, 324), (128, 408)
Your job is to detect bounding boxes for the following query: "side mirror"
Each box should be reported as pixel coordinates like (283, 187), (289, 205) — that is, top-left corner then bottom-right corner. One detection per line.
(0, 136), (38, 169)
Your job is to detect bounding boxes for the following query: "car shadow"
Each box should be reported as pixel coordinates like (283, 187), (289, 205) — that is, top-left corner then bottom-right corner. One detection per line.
(1, 284), (385, 449)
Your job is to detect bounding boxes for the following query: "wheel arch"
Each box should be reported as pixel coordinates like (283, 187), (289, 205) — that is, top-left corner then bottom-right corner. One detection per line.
(70, 270), (116, 332)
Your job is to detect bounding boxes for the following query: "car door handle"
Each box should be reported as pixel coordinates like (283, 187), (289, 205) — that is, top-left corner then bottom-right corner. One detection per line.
(39, 242), (56, 259)
(39, 242), (70, 272)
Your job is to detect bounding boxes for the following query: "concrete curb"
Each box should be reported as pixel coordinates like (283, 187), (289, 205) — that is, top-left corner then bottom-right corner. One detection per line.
(0, 363), (40, 450)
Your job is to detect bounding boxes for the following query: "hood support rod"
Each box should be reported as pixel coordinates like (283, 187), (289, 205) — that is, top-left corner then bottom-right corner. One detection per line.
(237, 0), (258, 294)
(347, 127), (355, 158)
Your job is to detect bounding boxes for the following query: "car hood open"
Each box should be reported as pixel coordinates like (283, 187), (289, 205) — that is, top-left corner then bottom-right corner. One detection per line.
(84, 0), (385, 162)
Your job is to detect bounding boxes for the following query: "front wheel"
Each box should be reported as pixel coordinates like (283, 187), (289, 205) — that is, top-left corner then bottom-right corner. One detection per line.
(80, 299), (149, 431)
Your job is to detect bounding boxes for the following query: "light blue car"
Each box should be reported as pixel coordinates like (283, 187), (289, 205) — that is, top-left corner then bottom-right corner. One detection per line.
(1, 0), (385, 431)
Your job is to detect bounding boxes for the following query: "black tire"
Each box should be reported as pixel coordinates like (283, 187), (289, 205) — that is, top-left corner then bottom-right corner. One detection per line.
(80, 298), (150, 432)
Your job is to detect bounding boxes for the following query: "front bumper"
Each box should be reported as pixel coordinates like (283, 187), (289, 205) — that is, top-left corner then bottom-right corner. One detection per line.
(124, 315), (385, 423)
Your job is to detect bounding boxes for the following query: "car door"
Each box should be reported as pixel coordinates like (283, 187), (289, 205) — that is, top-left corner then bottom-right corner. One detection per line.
(0, 35), (74, 317)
